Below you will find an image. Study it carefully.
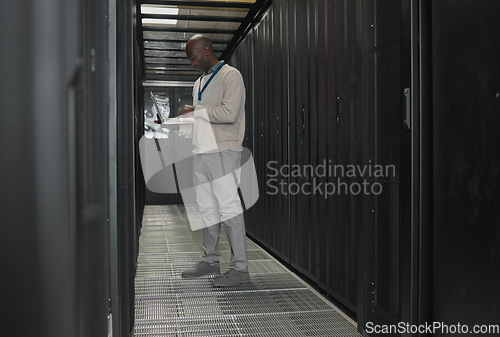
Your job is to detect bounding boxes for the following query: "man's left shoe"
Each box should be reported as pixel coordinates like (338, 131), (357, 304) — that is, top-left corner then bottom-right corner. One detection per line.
(212, 269), (250, 287)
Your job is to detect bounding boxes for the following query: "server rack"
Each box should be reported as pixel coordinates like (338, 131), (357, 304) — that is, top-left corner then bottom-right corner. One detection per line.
(1, 0), (140, 335)
(230, 0), (419, 334)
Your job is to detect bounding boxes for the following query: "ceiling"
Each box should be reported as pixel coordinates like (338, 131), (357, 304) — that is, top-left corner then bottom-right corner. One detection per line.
(137, 0), (272, 85)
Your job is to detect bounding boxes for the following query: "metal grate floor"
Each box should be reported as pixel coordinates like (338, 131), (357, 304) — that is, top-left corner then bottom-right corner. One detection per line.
(133, 205), (362, 336)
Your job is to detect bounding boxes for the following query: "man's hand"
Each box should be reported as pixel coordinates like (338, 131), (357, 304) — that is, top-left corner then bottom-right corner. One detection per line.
(178, 104), (195, 117)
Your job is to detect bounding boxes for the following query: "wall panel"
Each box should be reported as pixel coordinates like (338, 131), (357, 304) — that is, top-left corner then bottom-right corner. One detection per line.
(432, 0), (500, 333)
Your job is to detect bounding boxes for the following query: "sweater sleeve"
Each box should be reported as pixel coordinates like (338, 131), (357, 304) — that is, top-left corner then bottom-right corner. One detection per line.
(192, 79), (199, 106)
(194, 69), (245, 124)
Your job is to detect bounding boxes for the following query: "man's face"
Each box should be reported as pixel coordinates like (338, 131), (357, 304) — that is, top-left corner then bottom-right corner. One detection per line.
(186, 41), (209, 73)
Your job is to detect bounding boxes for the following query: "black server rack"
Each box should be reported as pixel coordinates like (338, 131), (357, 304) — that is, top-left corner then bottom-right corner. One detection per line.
(359, 0), (408, 331)
(230, 0), (416, 333)
(2, 0), (140, 335)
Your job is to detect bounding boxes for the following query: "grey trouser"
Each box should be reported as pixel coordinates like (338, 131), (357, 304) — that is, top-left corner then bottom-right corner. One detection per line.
(193, 150), (248, 272)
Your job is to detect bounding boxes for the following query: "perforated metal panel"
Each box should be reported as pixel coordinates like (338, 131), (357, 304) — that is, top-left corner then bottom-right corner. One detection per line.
(360, 0), (405, 330)
(133, 205), (361, 336)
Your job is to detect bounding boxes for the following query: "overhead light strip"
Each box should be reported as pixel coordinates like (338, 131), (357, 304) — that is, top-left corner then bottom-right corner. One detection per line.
(141, 5), (179, 25)
(142, 18), (177, 25)
(141, 5), (179, 15)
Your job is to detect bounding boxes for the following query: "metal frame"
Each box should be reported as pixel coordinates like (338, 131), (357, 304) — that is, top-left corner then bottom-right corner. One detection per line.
(143, 46), (188, 51)
(285, 0), (291, 264)
(144, 60), (190, 65)
(130, 0), (139, 289)
(108, 0), (120, 336)
(142, 26), (236, 34)
(397, 0), (432, 335)
(145, 65), (194, 69)
(144, 48), (225, 54)
(143, 80), (195, 87)
(221, 0), (273, 60)
(144, 38), (230, 44)
(141, 13), (243, 22)
(144, 63), (192, 67)
(140, 0), (254, 9)
(136, 0), (146, 85)
(143, 55), (191, 60)
(417, 0), (432, 332)
(407, 0), (422, 332)
(137, 0), (272, 81)
(146, 73), (200, 78)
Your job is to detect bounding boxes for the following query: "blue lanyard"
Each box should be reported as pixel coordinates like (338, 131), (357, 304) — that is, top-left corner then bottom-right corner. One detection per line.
(198, 62), (225, 102)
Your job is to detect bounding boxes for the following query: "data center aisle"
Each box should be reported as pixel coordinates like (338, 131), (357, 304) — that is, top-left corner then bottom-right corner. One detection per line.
(133, 205), (361, 336)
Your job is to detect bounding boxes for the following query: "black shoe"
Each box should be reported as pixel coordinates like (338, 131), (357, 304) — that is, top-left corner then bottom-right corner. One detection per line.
(212, 269), (250, 286)
(181, 261), (220, 278)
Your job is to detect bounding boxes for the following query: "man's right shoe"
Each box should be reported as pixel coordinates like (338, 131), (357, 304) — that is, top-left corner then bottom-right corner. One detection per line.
(181, 261), (220, 278)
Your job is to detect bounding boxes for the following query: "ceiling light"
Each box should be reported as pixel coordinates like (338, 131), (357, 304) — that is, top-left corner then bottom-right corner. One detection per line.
(142, 18), (177, 25)
(141, 5), (179, 15)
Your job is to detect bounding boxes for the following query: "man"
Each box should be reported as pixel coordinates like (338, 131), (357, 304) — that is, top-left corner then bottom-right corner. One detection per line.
(178, 34), (249, 287)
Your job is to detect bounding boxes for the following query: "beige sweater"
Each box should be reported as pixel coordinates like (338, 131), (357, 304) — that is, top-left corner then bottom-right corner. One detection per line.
(193, 63), (246, 153)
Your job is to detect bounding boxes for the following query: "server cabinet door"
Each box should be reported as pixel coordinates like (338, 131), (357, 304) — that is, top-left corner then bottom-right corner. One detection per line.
(288, 0), (360, 308)
(253, 0), (290, 260)
(253, 17), (272, 247)
(328, 0), (361, 312)
(316, 0), (341, 299)
(358, 0), (409, 334)
(230, 34), (256, 235)
(288, 0), (319, 281)
(268, 0), (290, 260)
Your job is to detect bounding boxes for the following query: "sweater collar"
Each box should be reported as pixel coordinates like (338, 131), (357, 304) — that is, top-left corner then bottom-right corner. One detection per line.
(205, 60), (224, 75)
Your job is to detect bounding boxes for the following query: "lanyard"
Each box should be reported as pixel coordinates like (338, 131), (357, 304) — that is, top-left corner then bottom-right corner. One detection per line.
(198, 61), (225, 102)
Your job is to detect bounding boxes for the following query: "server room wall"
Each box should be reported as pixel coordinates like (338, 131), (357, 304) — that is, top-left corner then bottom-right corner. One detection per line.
(230, 0), (413, 332)
(1, 0), (139, 336)
(432, 0), (500, 331)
